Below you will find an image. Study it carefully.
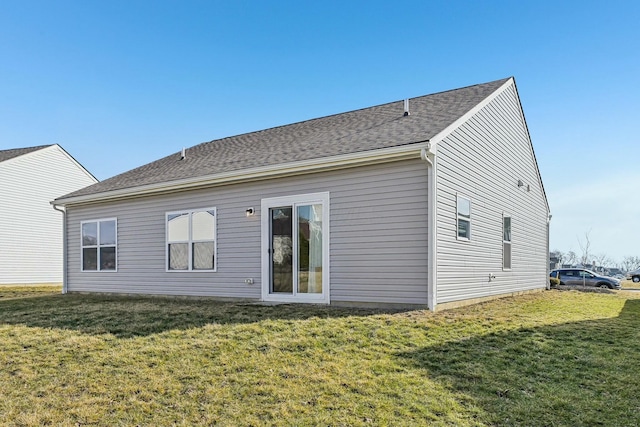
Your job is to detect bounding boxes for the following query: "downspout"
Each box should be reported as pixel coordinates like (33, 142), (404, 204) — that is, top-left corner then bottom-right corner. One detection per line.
(52, 204), (67, 294)
(421, 145), (437, 311)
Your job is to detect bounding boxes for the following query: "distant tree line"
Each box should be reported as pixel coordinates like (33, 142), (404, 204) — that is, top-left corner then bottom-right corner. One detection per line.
(550, 249), (640, 272)
(550, 230), (640, 273)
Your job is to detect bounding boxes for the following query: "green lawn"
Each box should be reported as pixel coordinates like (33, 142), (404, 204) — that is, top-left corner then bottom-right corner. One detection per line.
(1, 287), (639, 426)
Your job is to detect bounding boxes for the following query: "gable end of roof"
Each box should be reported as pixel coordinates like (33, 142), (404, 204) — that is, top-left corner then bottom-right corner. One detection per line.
(0, 145), (53, 164)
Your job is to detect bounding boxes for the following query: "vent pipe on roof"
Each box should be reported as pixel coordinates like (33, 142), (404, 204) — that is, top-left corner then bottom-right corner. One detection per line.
(180, 147), (186, 160)
(403, 99), (410, 116)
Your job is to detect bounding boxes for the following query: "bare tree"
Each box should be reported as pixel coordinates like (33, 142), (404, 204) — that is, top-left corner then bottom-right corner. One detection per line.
(550, 249), (565, 267)
(621, 256), (640, 272)
(577, 230), (592, 267)
(565, 250), (577, 266)
(594, 253), (611, 270)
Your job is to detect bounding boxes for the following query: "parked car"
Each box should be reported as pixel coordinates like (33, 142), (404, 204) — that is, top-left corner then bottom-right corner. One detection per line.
(550, 268), (621, 289)
(626, 269), (640, 283)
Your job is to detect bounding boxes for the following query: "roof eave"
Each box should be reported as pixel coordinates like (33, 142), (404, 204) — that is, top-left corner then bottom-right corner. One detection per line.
(52, 143), (428, 207)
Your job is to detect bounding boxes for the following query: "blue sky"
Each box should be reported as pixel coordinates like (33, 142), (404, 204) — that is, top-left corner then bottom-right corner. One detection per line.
(1, 1), (638, 263)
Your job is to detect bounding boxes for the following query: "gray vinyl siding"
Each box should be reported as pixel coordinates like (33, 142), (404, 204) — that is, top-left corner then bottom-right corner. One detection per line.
(0, 146), (97, 284)
(435, 84), (548, 303)
(66, 159), (429, 304)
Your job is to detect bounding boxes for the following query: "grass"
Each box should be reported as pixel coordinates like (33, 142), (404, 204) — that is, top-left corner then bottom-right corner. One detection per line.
(1, 287), (639, 426)
(0, 284), (61, 300)
(621, 279), (639, 289)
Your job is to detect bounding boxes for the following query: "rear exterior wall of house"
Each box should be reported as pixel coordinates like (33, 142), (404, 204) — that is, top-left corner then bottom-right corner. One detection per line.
(65, 159), (430, 305)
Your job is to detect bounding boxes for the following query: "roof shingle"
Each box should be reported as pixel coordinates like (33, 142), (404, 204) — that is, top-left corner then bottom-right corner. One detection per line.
(0, 145), (52, 163)
(60, 78), (509, 200)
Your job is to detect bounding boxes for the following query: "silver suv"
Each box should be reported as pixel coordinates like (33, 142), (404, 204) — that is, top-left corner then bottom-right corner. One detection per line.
(626, 269), (640, 283)
(550, 268), (621, 289)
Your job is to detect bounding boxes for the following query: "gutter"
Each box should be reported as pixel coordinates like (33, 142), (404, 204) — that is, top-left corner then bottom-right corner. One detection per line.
(53, 143), (427, 207)
(52, 204), (68, 294)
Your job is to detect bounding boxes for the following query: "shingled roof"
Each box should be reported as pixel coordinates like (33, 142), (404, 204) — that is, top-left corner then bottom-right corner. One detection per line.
(0, 145), (52, 163)
(58, 77), (510, 201)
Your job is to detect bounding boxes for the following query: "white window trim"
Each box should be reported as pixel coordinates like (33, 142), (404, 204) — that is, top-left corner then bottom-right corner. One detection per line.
(456, 194), (471, 241)
(165, 207), (217, 272)
(503, 214), (512, 271)
(80, 218), (118, 272)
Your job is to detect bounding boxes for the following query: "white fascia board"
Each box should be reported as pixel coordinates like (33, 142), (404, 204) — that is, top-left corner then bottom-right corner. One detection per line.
(49, 144), (99, 184)
(425, 76), (549, 216)
(53, 143), (427, 206)
(509, 82), (551, 215)
(427, 78), (515, 151)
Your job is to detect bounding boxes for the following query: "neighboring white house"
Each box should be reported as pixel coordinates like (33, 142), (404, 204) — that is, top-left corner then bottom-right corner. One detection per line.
(0, 144), (97, 285)
(52, 77), (550, 310)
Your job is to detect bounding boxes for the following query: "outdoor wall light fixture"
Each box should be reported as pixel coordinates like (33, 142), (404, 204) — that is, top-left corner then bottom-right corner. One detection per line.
(245, 207), (255, 217)
(517, 179), (524, 187)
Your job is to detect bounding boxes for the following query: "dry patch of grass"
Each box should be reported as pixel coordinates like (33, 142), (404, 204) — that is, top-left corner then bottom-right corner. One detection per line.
(0, 284), (61, 300)
(1, 289), (639, 426)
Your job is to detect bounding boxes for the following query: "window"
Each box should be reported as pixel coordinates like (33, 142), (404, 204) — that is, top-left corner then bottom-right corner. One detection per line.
(503, 216), (512, 270)
(167, 208), (216, 271)
(457, 195), (471, 240)
(81, 219), (117, 271)
(579, 271), (594, 279)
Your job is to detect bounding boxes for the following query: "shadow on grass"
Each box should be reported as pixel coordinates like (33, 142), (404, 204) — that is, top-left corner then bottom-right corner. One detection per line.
(0, 293), (400, 338)
(398, 299), (640, 426)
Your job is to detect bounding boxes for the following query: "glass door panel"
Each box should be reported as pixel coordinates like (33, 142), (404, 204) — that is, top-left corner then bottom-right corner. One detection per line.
(270, 207), (293, 293)
(297, 204), (323, 294)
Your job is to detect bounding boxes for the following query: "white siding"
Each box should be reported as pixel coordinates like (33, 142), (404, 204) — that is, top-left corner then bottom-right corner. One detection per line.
(66, 160), (430, 304)
(0, 146), (97, 284)
(435, 83), (549, 303)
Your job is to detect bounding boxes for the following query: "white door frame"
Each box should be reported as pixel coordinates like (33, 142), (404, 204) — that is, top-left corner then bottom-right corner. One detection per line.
(261, 191), (330, 304)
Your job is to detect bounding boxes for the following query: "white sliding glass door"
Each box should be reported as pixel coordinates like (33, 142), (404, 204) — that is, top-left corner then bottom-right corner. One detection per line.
(261, 192), (329, 303)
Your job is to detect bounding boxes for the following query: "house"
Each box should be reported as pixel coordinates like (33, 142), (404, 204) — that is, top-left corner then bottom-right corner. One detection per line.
(52, 77), (550, 310)
(0, 145), (97, 285)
